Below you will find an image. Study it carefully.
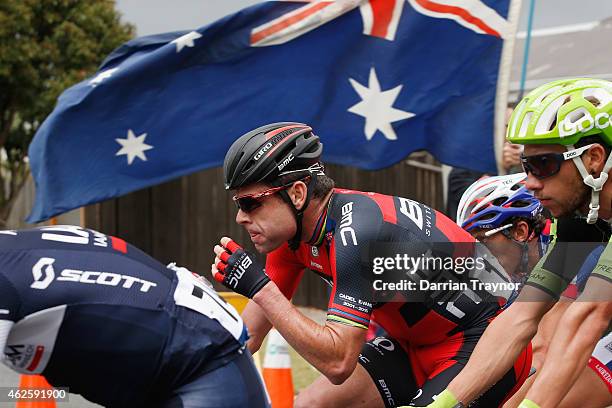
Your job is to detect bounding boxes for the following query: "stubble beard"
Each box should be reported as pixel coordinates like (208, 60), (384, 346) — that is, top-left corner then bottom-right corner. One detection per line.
(559, 181), (591, 218)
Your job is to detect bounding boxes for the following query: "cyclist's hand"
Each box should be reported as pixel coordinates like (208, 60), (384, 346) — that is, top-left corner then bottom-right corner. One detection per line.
(502, 142), (522, 171)
(212, 237), (270, 299)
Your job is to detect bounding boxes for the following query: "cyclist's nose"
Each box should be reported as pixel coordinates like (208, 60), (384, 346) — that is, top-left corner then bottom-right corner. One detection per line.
(236, 209), (250, 225)
(524, 173), (543, 191)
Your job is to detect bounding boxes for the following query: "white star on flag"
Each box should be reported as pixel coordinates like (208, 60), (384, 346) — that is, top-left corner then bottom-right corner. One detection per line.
(115, 130), (154, 165)
(348, 67), (415, 141)
(89, 68), (119, 87)
(171, 31), (203, 52)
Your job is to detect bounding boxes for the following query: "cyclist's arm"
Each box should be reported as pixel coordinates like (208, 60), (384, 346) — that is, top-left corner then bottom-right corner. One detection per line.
(526, 248), (601, 368)
(253, 283), (366, 384)
(502, 298), (572, 408)
(250, 195), (378, 385)
(447, 285), (555, 404)
(531, 299), (573, 369)
(525, 276), (612, 407)
(242, 300), (272, 353)
(243, 243), (305, 353)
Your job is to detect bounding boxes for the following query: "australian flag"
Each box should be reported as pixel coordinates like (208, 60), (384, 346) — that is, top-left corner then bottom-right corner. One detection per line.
(28, 0), (518, 222)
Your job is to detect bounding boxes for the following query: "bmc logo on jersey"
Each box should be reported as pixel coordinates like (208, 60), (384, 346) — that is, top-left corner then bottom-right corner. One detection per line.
(339, 202), (357, 246)
(30, 257), (157, 292)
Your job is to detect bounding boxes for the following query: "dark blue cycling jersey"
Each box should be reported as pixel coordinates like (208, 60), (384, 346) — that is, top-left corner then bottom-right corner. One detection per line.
(0, 226), (248, 408)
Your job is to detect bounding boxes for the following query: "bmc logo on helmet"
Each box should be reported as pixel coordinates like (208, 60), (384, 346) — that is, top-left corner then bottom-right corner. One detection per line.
(253, 142), (273, 161)
(559, 112), (611, 137)
(277, 153), (294, 171)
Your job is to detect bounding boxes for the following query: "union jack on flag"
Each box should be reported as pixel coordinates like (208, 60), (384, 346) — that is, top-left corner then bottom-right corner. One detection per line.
(250, 0), (511, 46)
(28, 0), (520, 222)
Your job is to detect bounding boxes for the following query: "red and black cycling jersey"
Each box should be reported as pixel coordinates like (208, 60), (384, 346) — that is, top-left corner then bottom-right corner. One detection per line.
(266, 188), (511, 345)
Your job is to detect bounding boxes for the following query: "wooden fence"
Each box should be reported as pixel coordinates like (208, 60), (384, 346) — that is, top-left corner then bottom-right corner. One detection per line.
(83, 154), (443, 308)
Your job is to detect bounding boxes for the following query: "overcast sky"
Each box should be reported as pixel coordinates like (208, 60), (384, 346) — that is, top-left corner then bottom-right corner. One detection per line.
(115, 0), (612, 36)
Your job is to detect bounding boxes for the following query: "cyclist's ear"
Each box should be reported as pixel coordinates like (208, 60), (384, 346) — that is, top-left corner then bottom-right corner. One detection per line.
(512, 220), (530, 242)
(288, 181), (308, 210)
(583, 143), (607, 173)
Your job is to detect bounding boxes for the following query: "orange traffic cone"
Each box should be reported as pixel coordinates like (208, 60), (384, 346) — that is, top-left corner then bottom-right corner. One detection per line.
(262, 329), (294, 408)
(15, 375), (56, 408)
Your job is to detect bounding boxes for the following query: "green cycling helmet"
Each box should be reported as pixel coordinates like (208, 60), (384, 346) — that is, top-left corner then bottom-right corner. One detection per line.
(507, 78), (612, 146)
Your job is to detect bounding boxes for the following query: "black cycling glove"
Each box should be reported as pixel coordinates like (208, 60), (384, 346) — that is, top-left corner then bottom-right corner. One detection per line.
(214, 239), (270, 299)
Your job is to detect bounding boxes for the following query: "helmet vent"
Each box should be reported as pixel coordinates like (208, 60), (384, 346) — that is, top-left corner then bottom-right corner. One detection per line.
(511, 199), (531, 208)
(492, 197), (506, 206)
(583, 88), (612, 107)
(534, 85), (562, 106)
(242, 157), (257, 173)
(567, 109), (586, 124)
(585, 95), (601, 108)
(268, 129), (297, 146)
(476, 212), (496, 221)
(519, 112), (532, 137)
(232, 152), (246, 172)
(535, 95), (565, 135)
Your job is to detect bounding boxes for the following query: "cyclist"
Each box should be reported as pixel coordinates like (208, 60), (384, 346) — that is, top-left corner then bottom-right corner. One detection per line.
(0, 226), (269, 408)
(409, 78), (612, 408)
(212, 122), (532, 407)
(456, 172), (547, 290)
(553, 246), (612, 408)
(455, 174), (611, 408)
(457, 173), (549, 408)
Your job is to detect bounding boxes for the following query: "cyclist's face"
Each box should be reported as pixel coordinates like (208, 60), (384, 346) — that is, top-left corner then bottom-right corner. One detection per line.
(523, 144), (589, 218)
(234, 182), (297, 253)
(473, 230), (521, 278)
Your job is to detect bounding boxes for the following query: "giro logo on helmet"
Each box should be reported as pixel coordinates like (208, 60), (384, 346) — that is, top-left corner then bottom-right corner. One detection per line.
(253, 142), (273, 161)
(559, 111), (611, 138)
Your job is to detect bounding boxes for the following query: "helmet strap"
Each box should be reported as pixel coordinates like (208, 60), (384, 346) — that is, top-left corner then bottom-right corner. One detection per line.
(278, 176), (317, 251)
(501, 227), (530, 279)
(568, 144), (612, 224)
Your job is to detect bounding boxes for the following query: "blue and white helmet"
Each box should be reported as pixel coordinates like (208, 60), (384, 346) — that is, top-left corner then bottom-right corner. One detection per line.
(456, 173), (542, 234)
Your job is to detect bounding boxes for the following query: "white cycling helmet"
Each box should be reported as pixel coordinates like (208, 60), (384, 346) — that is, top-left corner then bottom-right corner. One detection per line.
(456, 173), (541, 236)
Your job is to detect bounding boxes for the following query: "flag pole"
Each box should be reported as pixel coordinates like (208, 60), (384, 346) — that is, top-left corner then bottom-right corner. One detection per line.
(494, 0), (524, 176)
(517, 0), (536, 101)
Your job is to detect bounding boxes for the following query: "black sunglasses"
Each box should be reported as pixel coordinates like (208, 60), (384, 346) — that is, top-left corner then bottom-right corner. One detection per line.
(232, 184), (292, 213)
(521, 144), (593, 179)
